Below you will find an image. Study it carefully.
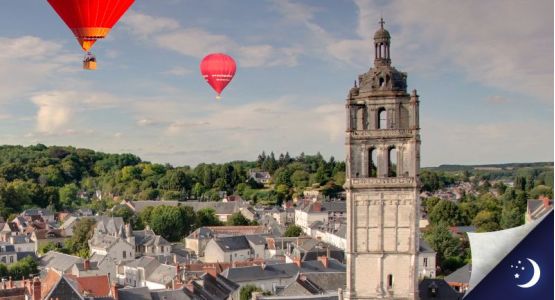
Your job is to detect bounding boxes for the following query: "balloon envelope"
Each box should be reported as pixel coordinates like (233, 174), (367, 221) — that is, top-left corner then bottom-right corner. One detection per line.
(200, 53), (237, 97)
(47, 0), (135, 51)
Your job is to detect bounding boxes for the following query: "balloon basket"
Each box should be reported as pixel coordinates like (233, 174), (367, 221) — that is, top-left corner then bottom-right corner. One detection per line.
(83, 60), (97, 70)
(216, 95), (221, 100)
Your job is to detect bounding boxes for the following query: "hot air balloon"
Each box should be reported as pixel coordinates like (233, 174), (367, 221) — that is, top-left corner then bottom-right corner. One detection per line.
(47, 0), (135, 70)
(200, 53), (236, 100)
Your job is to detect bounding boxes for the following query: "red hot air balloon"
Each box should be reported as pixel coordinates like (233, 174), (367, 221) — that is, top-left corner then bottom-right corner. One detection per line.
(200, 53), (236, 100)
(47, 0), (135, 70)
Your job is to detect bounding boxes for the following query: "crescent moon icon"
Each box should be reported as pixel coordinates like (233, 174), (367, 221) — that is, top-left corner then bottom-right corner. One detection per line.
(517, 258), (541, 288)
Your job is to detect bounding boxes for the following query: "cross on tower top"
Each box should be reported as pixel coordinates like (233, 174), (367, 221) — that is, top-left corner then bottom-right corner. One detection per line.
(379, 17), (385, 29)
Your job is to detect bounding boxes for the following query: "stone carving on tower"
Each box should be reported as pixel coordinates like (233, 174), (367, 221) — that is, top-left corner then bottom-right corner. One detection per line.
(344, 18), (421, 300)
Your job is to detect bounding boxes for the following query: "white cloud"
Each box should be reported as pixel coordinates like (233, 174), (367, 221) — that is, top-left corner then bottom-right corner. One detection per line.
(0, 36), (73, 104)
(122, 11), (180, 37)
(30, 90), (120, 133)
(423, 119), (554, 166)
(122, 12), (301, 68)
(163, 66), (192, 76)
(352, 0), (553, 102)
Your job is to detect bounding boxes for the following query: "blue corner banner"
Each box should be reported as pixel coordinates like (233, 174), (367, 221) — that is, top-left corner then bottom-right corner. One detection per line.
(465, 210), (553, 299)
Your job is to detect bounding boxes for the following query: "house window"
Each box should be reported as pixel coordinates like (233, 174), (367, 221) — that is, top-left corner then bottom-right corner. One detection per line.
(9, 256), (13, 263)
(423, 258), (428, 267)
(123, 251), (126, 259)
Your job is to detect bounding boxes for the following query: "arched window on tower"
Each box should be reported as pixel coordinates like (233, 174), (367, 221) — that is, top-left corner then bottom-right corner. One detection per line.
(368, 148), (377, 177)
(388, 147), (397, 177)
(387, 274), (394, 289)
(378, 108), (387, 129)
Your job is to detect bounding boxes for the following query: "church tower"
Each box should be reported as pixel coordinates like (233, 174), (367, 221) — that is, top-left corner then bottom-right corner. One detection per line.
(344, 19), (421, 300)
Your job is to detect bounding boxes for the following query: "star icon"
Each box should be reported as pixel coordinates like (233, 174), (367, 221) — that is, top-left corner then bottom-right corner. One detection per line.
(511, 265), (514, 268)
(518, 260), (521, 264)
(521, 267), (525, 270)
(514, 273), (520, 279)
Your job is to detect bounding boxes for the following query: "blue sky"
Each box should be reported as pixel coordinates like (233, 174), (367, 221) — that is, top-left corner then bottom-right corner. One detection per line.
(0, 0), (552, 167)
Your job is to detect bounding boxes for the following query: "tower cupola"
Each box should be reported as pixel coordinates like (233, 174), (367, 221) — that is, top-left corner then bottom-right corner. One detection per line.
(374, 18), (391, 67)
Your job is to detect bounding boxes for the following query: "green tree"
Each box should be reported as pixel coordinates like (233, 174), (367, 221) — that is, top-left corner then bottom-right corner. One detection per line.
(227, 212), (251, 226)
(196, 208), (222, 227)
(38, 241), (65, 255)
(109, 204), (135, 224)
(59, 183), (80, 208)
(500, 203), (524, 229)
(149, 206), (185, 242)
(240, 284), (263, 300)
(8, 256), (38, 280)
(424, 222), (463, 267)
(529, 185), (553, 199)
(284, 225), (303, 237)
(429, 200), (462, 226)
(64, 218), (96, 257)
(472, 210), (500, 232)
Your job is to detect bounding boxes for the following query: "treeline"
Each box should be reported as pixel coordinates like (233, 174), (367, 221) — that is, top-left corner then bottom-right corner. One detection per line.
(0, 145), (346, 218)
(422, 168), (553, 275)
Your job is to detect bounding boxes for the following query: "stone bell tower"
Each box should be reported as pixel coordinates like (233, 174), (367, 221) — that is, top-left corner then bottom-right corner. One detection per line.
(344, 18), (421, 300)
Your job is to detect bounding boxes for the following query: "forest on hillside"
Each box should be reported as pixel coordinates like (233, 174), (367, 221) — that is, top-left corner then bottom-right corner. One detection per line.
(0, 144), (552, 222)
(0, 144), (345, 218)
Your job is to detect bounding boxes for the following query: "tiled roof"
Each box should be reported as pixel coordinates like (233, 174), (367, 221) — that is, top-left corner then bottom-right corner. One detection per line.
(66, 274), (111, 297)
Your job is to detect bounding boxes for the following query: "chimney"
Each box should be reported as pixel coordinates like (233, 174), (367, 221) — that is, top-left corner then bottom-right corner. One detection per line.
(84, 259), (90, 271)
(540, 195), (552, 208)
(293, 256), (302, 268)
(111, 283), (119, 300)
(32, 277), (41, 300)
(318, 255), (329, 268)
(312, 201), (321, 212)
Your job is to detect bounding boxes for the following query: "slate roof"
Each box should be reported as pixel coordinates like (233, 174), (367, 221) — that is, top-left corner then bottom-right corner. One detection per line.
(222, 259), (345, 283)
(150, 288), (192, 300)
(119, 286), (152, 300)
(245, 234), (267, 245)
(418, 278), (462, 300)
(213, 236), (252, 252)
(89, 253), (119, 281)
(94, 216), (125, 235)
(444, 264), (472, 284)
(39, 251), (83, 273)
(21, 208), (54, 217)
(134, 229), (170, 247)
(419, 239), (436, 253)
(193, 273), (239, 300)
(321, 202), (346, 213)
(147, 264), (177, 285)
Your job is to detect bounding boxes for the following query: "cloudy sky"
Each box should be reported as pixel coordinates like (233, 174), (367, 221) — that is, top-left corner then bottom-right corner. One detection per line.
(0, 0), (552, 167)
